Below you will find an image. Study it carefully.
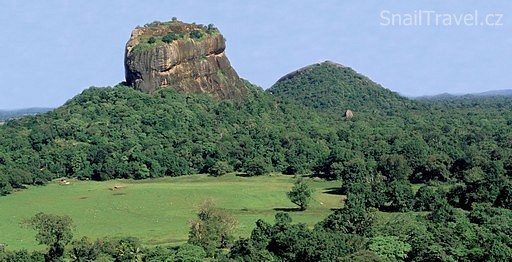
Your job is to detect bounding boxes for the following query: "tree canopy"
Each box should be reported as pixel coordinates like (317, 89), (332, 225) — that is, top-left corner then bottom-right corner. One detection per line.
(287, 177), (312, 210)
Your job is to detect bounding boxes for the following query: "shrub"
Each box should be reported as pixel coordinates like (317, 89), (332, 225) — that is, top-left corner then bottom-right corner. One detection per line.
(243, 158), (270, 176)
(144, 21), (161, 27)
(147, 36), (156, 44)
(188, 200), (238, 256)
(131, 43), (152, 53)
(189, 30), (204, 40)
(209, 161), (233, 177)
(0, 176), (12, 196)
(368, 235), (411, 261)
(206, 24), (218, 34)
(414, 185), (445, 211)
(494, 183), (512, 209)
(174, 244), (206, 261)
(386, 181), (414, 212)
(162, 32), (180, 43)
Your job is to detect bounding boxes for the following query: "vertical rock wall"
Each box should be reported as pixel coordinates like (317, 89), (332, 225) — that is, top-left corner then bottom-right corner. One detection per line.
(124, 22), (247, 99)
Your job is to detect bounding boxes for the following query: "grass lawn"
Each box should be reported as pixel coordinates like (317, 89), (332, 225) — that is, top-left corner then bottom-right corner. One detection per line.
(0, 173), (342, 251)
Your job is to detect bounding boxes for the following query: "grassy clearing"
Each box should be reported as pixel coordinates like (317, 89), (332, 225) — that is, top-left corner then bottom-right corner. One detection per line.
(0, 174), (342, 251)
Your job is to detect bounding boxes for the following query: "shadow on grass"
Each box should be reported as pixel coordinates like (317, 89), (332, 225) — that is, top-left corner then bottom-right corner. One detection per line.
(323, 187), (343, 195)
(273, 207), (303, 212)
(235, 173), (254, 178)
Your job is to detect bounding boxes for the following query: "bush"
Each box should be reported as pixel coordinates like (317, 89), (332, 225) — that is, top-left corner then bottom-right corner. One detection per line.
(243, 158), (270, 176)
(162, 32), (180, 43)
(206, 24), (217, 34)
(0, 249), (45, 262)
(319, 205), (374, 236)
(189, 30), (204, 40)
(494, 183), (512, 209)
(368, 235), (411, 261)
(188, 200), (238, 256)
(209, 161), (233, 177)
(0, 175), (12, 196)
(386, 181), (414, 212)
(414, 185), (445, 211)
(174, 244), (206, 261)
(147, 36), (156, 44)
(70, 236), (100, 261)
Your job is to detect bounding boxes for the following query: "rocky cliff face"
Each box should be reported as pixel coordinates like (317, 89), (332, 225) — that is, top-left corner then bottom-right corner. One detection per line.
(124, 21), (246, 99)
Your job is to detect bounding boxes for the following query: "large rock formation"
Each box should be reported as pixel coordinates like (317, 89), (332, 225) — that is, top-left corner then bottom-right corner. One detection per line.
(124, 20), (246, 99)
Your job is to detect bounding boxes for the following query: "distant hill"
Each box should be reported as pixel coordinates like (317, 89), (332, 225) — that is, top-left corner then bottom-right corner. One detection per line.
(473, 89), (512, 97)
(267, 61), (412, 116)
(412, 93), (458, 100)
(414, 89), (512, 100)
(0, 107), (53, 121)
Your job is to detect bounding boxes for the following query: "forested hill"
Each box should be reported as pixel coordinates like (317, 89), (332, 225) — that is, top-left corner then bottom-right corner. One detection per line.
(1, 73), (510, 204)
(0, 83), (343, 193)
(0, 60), (511, 260)
(268, 61), (413, 116)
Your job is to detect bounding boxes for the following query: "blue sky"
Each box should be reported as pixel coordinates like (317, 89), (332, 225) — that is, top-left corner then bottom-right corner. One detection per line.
(1, 0), (511, 109)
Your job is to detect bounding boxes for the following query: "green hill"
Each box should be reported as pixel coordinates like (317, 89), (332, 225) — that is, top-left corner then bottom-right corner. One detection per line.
(0, 83), (339, 193)
(268, 61), (412, 116)
(0, 72), (510, 197)
(0, 65), (510, 261)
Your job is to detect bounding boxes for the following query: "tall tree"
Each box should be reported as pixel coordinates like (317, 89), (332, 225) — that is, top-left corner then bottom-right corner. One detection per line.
(378, 154), (411, 182)
(386, 181), (414, 212)
(494, 183), (512, 209)
(414, 185), (445, 211)
(287, 177), (312, 211)
(24, 212), (73, 261)
(188, 200), (238, 256)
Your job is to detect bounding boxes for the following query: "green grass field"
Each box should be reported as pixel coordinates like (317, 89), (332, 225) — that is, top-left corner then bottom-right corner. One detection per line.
(0, 174), (342, 251)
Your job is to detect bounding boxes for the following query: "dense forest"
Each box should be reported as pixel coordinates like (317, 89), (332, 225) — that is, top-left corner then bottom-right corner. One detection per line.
(0, 82), (333, 190)
(0, 62), (511, 261)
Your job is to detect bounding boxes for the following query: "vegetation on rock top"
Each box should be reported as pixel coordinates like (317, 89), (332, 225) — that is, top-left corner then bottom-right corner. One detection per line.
(125, 19), (245, 99)
(131, 19), (219, 53)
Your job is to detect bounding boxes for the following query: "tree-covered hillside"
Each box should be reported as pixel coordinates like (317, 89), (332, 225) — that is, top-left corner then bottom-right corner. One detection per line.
(268, 61), (412, 116)
(0, 83), (339, 194)
(0, 63), (511, 260)
(0, 68), (510, 209)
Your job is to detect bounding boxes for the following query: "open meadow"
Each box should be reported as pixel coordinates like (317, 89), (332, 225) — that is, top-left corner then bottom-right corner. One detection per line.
(0, 174), (342, 251)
